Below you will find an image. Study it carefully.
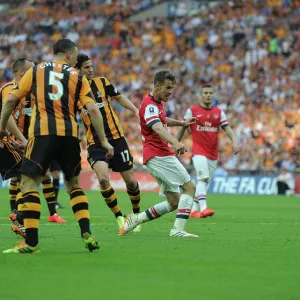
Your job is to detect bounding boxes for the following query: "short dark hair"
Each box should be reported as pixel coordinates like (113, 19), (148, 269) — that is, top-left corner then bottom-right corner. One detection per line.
(154, 70), (176, 85)
(12, 57), (32, 74)
(53, 38), (77, 55)
(75, 53), (90, 69)
(202, 84), (213, 89)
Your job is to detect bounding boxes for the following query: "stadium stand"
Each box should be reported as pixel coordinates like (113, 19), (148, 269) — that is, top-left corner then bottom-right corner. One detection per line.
(0, 0), (299, 173)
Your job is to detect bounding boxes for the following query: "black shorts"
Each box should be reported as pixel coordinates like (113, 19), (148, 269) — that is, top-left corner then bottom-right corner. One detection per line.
(0, 141), (22, 180)
(22, 136), (81, 180)
(50, 160), (60, 172)
(87, 137), (133, 172)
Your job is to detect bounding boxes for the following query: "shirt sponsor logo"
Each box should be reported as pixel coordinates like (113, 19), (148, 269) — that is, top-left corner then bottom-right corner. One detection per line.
(197, 125), (218, 132)
(82, 102), (106, 114)
(22, 108), (33, 116)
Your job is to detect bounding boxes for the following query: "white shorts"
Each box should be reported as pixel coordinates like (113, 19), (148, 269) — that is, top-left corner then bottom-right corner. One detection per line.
(192, 155), (217, 181)
(146, 156), (191, 195)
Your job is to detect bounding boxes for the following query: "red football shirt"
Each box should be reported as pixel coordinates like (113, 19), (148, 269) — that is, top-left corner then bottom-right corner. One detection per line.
(139, 94), (175, 164)
(184, 105), (228, 160)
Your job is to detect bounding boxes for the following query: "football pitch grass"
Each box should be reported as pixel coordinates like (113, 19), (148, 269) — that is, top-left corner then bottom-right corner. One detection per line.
(0, 189), (299, 300)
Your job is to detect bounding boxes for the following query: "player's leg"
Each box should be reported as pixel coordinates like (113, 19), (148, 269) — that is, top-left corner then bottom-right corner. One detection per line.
(42, 171), (56, 216)
(3, 136), (57, 254)
(119, 156), (198, 237)
(4, 174), (44, 253)
(121, 169), (141, 212)
(130, 190), (177, 225)
(42, 169), (66, 223)
(111, 138), (141, 231)
(7, 177), (25, 237)
(64, 176), (98, 251)
(111, 138), (141, 215)
(168, 182), (198, 237)
(58, 137), (99, 252)
(94, 161), (123, 216)
(0, 142), (21, 212)
(88, 143), (124, 228)
(0, 142), (25, 237)
(9, 176), (18, 212)
(118, 191), (176, 236)
(191, 155), (210, 217)
(10, 177), (26, 238)
(120, 169), (142, 232)
(147, 156), (197, 236)
(118, 158), (176, 235)
(50, 160), (64, 208)
(197, 158), (217, 218)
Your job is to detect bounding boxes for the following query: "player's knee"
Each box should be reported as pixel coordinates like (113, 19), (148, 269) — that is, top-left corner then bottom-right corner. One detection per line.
(125, 179), (138, 191)
(165, 192), (180, 209)
(51, 171), (60, 179)
(42, 174), (51, 181)
(166, 198), (178, 209)
(20, 175), (41, 193)
(169, 201), (178, 210)
(99, 177), (110, 189)
(181, 180), (196, 197)
(44, 169), (51, 179)
(64, 176), (79, 191)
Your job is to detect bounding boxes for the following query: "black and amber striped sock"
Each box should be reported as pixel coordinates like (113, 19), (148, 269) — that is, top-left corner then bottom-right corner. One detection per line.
(52, 178), (60, 202)
(16, 187), (24, 225)
(9, 179), (18, 211)
(100, 185), (122, 218)
(16, 189), (24, 211)
(42, 179), (56, 216)
(69, 185), (91, 236)
(127, 182), (141, 214)
(22, 191), (41, 247)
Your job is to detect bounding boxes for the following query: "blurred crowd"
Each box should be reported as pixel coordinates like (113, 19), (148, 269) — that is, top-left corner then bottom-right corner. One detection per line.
(0, 0), (299, 173)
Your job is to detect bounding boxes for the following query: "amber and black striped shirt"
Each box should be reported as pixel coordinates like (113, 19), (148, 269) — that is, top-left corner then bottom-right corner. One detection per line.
(10, 60), (95, 139)
(0, 81), (15, 116)
(14, 94), (33, 140)
(1, 80), (35, 140)
(80, 77), (124, 145)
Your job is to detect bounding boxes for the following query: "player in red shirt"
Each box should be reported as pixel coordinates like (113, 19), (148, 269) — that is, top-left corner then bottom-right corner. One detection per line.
(177, 84), (239, 218)
(119, 70), (199, 237)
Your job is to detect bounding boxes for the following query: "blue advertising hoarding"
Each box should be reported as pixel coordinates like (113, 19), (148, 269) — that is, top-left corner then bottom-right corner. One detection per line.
(0, 174), (278, 195)
(207, 175), (277, 195)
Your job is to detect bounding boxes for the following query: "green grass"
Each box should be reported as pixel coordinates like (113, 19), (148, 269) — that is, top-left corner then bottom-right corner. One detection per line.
(0, 189), (299, 300)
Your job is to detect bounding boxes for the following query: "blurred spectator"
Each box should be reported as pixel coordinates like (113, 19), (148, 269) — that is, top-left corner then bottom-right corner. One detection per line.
(276, 167), (295, 196)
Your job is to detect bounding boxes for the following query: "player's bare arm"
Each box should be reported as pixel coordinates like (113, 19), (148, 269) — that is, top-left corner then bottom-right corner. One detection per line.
(176, 126), (187, 142)
(223, 125), (240, 155)
(7, 115), (27, 145)
(166, 117), (197, 127)
(0, 94), (19, 135)
(85, 102), (114, 158)
(174, 116), (197, 141)
(113, 94), (139, 116)
(151, 122), (187, 155)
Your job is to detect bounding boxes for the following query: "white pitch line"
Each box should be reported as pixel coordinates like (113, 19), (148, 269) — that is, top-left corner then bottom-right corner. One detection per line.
(230, 216), (300, 220)
(202, 222), (298, 225)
